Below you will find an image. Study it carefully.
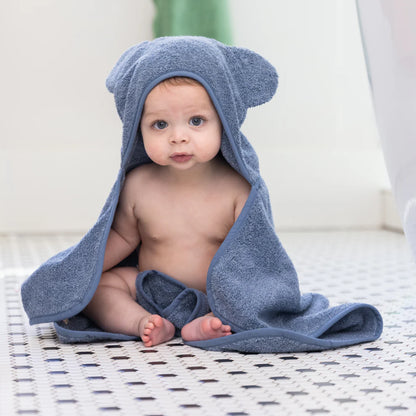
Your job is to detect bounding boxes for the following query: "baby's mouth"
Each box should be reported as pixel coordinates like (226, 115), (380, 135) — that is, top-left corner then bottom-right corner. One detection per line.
(170, 153), (192, 163)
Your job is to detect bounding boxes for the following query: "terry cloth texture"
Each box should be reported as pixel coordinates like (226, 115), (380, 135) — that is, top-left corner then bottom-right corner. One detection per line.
(21, 36), (383, 352)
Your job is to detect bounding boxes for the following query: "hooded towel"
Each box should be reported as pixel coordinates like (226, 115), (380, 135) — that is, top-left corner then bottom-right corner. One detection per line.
(21, 36), (383, 353)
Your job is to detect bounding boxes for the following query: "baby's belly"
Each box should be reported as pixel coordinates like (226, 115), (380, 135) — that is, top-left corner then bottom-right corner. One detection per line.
(138, 243), (220, 293)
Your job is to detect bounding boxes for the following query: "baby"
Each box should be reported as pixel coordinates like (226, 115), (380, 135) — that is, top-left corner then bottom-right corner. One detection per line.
(83, 76), (251, 347)
(21, 37), (382, 354)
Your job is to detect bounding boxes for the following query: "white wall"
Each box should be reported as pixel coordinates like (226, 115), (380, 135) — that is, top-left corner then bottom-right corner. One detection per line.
(1, 0), (154, 232)
(229, 0), (388, 229)
(0, 0), (388, 233)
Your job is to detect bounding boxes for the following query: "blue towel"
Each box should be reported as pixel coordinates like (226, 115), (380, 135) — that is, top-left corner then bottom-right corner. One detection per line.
(21, 36), (383, 352)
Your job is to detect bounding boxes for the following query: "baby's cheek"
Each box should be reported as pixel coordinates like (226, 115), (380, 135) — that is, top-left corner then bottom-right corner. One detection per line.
(203, 139), (222, 161)
(144, 142), (166, 165)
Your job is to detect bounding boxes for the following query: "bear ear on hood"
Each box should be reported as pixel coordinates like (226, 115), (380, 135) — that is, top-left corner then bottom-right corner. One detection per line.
(222, 45), (278, 109)
(106, 42), (150, 120)
(106, 42), (149, 94)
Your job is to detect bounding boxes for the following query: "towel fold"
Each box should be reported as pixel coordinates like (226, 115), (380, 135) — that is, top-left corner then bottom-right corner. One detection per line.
(136, 270), (211, 335)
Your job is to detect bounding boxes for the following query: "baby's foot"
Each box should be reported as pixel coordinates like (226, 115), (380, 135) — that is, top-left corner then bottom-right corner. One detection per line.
(139, 314), (175, 347)
(181, 315), (232, 342)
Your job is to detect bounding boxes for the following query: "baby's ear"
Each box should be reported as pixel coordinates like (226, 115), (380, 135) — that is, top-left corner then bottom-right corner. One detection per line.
(223, 46), (278, 109)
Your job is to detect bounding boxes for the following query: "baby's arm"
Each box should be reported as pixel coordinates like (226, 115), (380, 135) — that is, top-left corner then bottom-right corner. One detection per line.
(233, 180), (251, 222)
(102, 174), (140, 272)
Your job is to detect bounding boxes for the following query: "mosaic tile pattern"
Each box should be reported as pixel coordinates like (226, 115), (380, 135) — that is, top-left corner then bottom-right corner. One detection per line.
(1, 231), (415, 415)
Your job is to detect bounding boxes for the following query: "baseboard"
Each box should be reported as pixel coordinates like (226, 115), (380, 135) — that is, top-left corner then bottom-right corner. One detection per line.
(381, 189), (403, 233)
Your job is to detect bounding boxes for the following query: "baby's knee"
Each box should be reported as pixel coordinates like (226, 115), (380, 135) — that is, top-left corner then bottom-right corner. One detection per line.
(98, 268), (127, 290)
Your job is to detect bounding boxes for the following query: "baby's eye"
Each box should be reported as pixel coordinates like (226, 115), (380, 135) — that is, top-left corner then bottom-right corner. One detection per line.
(153, 120), (168, 130)
(189, 117), (204, 127)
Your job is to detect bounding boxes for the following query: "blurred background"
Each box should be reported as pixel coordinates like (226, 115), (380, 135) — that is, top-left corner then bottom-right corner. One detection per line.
(0, 0), (397, 233)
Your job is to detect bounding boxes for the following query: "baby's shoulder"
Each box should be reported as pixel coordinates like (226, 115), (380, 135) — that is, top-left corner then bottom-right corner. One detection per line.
(125, 163), (158, 182)
(122, 163), (160, 193)
(217, 163), (251, 196)
(215, 164), (251, 218)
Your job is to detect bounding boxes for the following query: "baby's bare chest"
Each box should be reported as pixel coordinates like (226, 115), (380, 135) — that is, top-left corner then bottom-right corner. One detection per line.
(135, 189), (235, 245)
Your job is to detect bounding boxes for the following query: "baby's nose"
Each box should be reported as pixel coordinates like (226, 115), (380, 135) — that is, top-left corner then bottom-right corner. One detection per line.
(169, 134), (189, 144)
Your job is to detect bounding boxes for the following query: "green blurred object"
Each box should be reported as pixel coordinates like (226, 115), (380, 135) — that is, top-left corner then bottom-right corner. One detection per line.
(153, 0), (232, 44)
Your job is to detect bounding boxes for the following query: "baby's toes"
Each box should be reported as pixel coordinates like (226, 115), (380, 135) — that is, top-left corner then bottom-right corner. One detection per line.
(210, 317), (223, 331)
(144, 322), (155, 333)
(221, 325), (232, 336)
(151, 315), (163, 328)
(143, 339), (153, 347)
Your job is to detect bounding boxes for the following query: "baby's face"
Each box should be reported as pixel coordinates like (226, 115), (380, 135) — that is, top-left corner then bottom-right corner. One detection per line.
(140, 82), (222, 170)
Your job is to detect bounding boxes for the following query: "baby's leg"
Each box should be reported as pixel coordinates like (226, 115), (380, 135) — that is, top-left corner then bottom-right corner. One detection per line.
(181, 313), (232, 342)
(83, 267), (175, 347)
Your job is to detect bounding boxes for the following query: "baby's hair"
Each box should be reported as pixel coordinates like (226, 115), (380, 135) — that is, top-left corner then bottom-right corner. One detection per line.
(161, 76), (202, 87)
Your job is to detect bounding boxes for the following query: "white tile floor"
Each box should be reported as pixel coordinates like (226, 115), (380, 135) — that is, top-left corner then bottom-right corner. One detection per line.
(1, 230), (415, 415)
